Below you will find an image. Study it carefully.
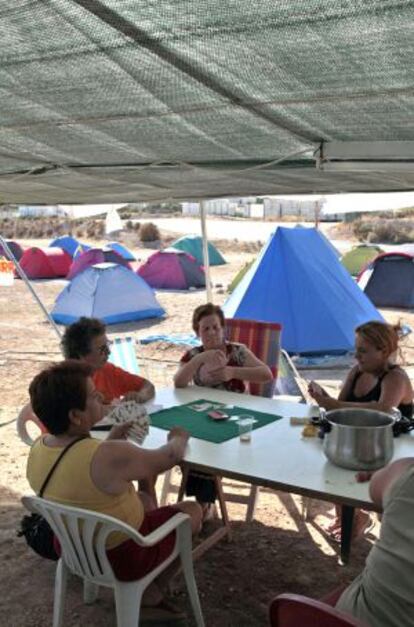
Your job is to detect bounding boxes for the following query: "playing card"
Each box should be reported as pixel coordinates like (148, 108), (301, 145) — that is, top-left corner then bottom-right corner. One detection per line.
(106, 401), (150, 444)
(189, 402), (213, 412)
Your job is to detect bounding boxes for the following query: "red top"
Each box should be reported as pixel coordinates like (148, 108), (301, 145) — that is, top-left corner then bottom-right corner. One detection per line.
(92, 362), (146, 403)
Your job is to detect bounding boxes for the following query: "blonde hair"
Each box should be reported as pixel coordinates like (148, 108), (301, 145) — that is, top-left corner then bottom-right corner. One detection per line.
(355, 321), (400, 360)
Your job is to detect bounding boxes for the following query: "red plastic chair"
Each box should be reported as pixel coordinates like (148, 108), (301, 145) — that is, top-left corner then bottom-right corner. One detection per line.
(269, 594), (369, 627)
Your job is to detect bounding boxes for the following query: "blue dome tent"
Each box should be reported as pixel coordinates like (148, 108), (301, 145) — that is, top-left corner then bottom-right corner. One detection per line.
(223, 227), (383, 354)
(107, 241), (136, 261)
(49, 235), (81, 258)
(51, 263), (165, 325)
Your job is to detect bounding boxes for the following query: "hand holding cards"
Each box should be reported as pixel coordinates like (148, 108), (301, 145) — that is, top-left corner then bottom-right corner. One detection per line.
(198, 349), (228, 385)
(106, 400), (150, 444)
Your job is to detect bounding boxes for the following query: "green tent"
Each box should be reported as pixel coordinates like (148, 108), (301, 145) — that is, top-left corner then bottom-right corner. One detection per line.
(341, 244), (383, 276)
(171, 235), (226, 266)
(228, 259), (255, 293)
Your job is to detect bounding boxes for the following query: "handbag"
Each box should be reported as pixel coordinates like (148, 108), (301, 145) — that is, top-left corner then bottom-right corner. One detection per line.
(17, 436), (87, 560)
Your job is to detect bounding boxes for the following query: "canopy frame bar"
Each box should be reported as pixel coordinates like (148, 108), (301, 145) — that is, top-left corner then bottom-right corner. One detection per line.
(0, 235), (62, 343)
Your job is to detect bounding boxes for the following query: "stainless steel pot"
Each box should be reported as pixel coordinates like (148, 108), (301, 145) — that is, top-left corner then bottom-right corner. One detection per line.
(322, 408), (394, 470)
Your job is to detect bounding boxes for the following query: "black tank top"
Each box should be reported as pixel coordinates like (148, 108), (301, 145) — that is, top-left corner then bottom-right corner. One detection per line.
(346, 367), (413, 419)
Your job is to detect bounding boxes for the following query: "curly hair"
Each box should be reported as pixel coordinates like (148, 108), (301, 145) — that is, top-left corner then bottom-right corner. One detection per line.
(355, 320), (400, 359)
(192, 303), (225, 335)
(29, 360), (93, 435)
(61, 317), (106, 359)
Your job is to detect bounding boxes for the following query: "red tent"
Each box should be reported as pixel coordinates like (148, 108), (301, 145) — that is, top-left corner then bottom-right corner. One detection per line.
(19, 247), (71, 279)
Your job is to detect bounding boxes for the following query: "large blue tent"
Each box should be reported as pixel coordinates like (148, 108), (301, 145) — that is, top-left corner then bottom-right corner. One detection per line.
(223, 227), (383, 354)
(51, 263), (165, 325)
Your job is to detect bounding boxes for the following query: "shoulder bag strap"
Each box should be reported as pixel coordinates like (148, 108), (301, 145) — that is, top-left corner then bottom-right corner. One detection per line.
(39, 436), (88, 497)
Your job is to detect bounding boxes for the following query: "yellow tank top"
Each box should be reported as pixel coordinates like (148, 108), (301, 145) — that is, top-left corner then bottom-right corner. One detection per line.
(26, 437), (144, 549)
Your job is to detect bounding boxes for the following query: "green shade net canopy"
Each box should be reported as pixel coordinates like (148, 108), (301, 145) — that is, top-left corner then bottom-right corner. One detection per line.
(0, 1), (413, 203)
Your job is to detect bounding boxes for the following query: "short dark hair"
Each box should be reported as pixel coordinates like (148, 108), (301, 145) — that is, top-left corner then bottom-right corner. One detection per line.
(29, 360), (93, 435)
(61, 317), (106, 359)
(192, 303), (225, 335)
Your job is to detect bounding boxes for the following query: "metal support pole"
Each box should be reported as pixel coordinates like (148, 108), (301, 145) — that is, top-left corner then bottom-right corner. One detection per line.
(0, 235), (62, 343)
(200, 201), (213, 302)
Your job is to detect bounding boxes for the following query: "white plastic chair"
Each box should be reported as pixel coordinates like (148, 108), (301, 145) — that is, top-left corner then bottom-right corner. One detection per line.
(16, 403), (46, 445)
(22, 496), (205, 627)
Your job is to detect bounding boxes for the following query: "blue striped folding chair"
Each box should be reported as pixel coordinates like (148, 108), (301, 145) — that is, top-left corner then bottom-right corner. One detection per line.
(108, 336), (140, 374)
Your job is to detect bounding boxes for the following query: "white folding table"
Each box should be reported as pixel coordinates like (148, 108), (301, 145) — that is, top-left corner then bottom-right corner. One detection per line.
(94, 386), (414, 564)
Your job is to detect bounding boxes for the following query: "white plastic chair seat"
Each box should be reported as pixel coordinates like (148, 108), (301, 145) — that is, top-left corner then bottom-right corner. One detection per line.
(22, 496), (204, 627)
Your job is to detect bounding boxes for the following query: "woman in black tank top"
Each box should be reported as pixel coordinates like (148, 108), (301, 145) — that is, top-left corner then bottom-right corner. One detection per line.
(308, 321), (413, 541)
(308, 321), (413, 418)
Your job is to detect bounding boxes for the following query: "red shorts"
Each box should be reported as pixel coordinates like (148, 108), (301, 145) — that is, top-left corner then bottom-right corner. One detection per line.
(106, 505), (180, 581)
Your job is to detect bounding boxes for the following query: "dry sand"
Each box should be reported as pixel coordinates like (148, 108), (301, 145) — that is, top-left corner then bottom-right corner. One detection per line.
(1, 231), (414, 626)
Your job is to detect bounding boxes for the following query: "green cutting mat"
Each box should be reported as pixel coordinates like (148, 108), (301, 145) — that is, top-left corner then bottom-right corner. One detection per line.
(149, 399), (282, 443)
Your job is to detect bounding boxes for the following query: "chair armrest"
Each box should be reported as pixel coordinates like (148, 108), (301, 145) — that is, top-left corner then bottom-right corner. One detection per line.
(134, 512), (190, 547)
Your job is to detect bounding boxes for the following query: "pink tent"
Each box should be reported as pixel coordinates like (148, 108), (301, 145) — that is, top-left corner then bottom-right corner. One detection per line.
(19, 247), (71, 279)
(137, 250), (205, 289)
(67, 248), (131, 280)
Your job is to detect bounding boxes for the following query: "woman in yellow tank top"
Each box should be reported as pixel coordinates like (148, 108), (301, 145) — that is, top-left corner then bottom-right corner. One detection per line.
(26, 360), (201, 621)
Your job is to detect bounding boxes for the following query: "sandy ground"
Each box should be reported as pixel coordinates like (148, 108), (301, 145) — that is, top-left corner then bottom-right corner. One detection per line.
(1, 227), (414, 626)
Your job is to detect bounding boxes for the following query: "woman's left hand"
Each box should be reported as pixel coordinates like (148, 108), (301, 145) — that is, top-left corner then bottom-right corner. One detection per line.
(107, 420), (134, 440)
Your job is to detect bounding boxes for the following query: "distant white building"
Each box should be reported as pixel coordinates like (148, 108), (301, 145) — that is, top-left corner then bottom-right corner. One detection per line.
(181, 197), (263, 218)
(263, 196), (324, 219)
(18, 205), (68, 217)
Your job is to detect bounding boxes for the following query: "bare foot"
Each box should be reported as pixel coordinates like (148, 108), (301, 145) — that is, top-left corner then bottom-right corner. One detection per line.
(332, 510), (372, 543)
(323, 516), (341, 535)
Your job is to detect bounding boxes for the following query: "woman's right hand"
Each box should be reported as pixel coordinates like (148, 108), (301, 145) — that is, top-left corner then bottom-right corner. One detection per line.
(308, 381), (327, 398)
(107, 420), (134, 440)
(168, 426), (190, 445)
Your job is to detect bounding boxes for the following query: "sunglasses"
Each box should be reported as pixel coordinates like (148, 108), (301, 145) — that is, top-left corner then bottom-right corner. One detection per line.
(97, 341), (112, 355)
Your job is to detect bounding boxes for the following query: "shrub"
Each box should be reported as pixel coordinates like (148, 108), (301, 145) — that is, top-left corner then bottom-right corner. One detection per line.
(140, 222), (160, 242)
(353, 218), (414, 244)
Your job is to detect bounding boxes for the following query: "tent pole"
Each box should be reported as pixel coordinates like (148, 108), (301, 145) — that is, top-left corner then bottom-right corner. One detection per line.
(0, 235), (62, 342)
(200, 200), (213, 302)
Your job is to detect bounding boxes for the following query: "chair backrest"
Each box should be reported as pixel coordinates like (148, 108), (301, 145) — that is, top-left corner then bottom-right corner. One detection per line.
(274, 349), (307, 402)
(224, 318), (281, 398)
(16, 403), (47, 446)
(22, 496), (184, 586)
(269, 594), (369, 627)
(108, 336), (139, 374)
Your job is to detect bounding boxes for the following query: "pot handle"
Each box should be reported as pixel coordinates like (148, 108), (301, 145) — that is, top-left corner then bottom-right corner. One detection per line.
(318, 407), (331, 438)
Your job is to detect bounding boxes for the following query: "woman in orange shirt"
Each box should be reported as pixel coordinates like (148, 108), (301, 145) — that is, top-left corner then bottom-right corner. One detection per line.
(61, 316), (154, 406)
